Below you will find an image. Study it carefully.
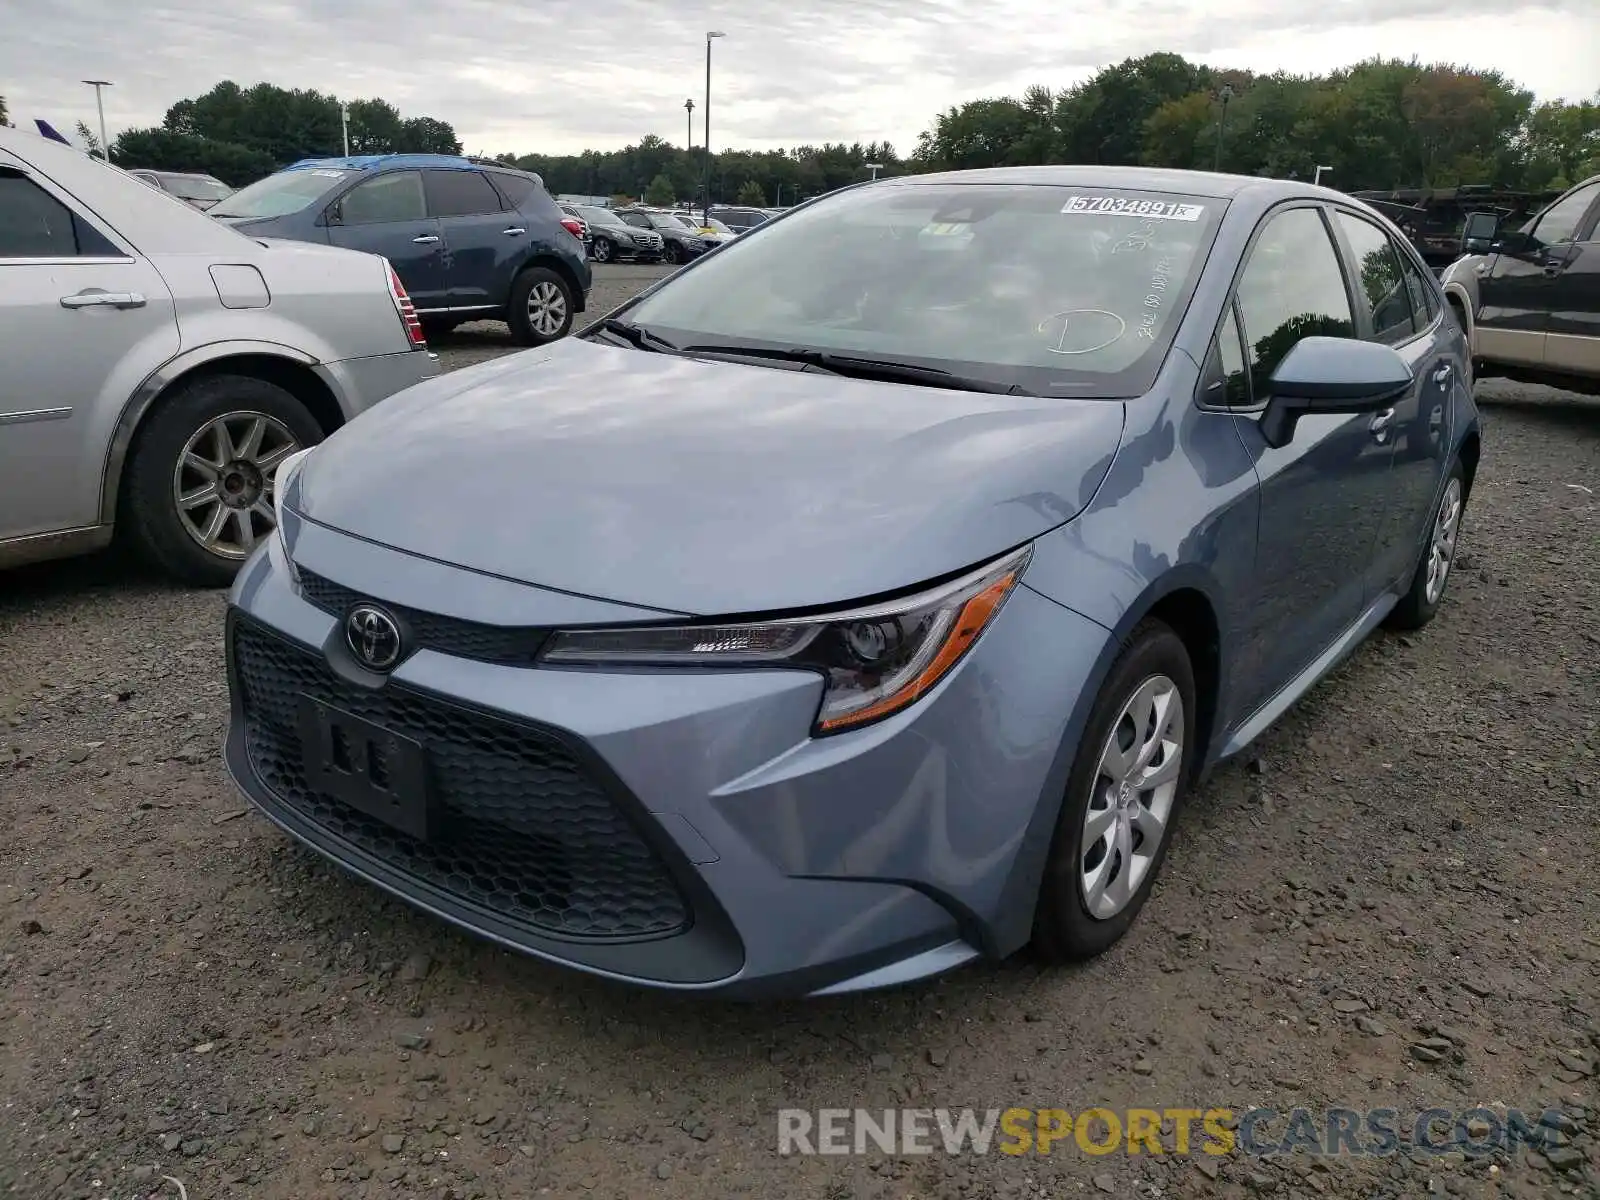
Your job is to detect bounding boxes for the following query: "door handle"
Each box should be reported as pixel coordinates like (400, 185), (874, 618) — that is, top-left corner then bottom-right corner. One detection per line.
(1430, 363), (1453, 386)
(59, 291), (147, 309)
(1369, 407), (1395, 441)
(502, 227), (526, 236)
(412, 235), (440, 244)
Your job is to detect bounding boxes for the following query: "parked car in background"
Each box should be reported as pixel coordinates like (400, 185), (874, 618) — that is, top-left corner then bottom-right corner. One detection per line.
(224, 166), (1479, 997)
(0, 125), (438, 585)
(566, 204), (664, 264)
(207, 154), (590, 344)
(1439, 173), (1600, 396)
(126, 169), (236, 211)
(616, 208), (729, 264)
(706, 205), (770, 233)
(556, 205), (594, 258)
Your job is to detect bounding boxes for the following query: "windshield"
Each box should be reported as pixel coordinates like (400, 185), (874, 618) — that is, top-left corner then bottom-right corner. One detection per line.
(212, 168), (351, 219)
(624, 183), (1223, 396)
(705, 218), (734, 235)
(649, 213), (691, 230)
(574, 204), (625, 228)
(162, 175), (233, 201)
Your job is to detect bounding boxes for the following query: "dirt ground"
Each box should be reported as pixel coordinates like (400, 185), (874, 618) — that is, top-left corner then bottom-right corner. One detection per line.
(2, 288), (1596, 1199)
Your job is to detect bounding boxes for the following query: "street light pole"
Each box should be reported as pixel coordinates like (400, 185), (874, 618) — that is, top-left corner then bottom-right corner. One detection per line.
(684, 98), (694, 153)
(864, 161), (883, 181)
(341, 103), (350, 156)
(1212, 84), (1234, 173)
(82, 79), (111, 160)
(703, 31), (725, 225)
(1313, 164), (1332, 187)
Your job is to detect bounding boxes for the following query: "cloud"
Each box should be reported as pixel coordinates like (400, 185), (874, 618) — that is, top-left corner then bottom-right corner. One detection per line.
(1, 0), (1595, 156)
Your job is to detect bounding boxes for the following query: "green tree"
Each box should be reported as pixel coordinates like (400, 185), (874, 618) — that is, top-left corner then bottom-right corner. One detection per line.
(110, 128), (276, 186)
(1521, 95), (1600, 189)
(736, 179), (764, 205)
(75, 120), (104, 160)
(644, 172), (676, 205)
(0, 94), (9, 127)
(345, 98), (404, 154)
(398, 116), (461, 155)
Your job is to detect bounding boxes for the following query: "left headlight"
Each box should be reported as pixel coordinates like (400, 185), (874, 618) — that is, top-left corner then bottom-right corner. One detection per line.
(541, 546), (1031, 736)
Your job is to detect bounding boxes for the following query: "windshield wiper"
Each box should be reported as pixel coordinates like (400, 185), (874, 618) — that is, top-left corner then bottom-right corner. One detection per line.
(676, 343), (1032, 395)
(593, 318), (681, 353)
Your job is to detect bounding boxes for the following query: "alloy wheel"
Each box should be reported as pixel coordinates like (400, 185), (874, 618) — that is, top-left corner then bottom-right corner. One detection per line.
(527, 281), (568, 337)
(171, 411), (299, 560)
(1425, 476), (1462, 605)
(1080, 675), (1185, 920)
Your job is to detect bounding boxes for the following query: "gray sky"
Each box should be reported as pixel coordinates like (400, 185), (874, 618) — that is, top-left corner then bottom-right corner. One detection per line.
(1, 0), (1596, 157)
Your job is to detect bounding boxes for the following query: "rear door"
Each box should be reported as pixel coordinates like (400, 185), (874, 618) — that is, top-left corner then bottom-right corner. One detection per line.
(422, 168), (515, 312)
(1475, 180), (1600, 368)
(324, 170), (448, 310)
(0, 164), (177, 540)
(1540, 183), (1600, 378)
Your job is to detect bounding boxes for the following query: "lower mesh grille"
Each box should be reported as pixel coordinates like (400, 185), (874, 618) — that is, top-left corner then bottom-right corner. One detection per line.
(232, 617), (690, 941)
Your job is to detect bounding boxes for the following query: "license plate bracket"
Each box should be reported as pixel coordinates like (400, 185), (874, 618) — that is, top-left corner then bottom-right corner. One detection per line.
(297, 695), (432, 840)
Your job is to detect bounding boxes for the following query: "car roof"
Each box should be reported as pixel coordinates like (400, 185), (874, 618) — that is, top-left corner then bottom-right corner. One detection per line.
(883, 164), (1332, 203)
(282, 153), (483, 173)
(0, 124), (253, 256)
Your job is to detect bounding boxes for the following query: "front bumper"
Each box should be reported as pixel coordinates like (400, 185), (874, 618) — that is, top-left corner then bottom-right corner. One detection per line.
(315, 348), (440, 422)
(224, 518), (1112, 997)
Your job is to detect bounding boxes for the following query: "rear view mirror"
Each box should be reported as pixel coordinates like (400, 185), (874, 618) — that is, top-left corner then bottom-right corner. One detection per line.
(1260, 337), (1413, 448)
(1460, 210), (1498, 254)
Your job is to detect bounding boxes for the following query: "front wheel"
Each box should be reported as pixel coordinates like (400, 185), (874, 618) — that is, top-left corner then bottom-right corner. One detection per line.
(1032, 619), (1196, 962)
(664, 241), (684, 265)
(120, 374), (322, 587)
(592, 237), (614, 264)
(507, 267), (575, 346)
(1384, 460), (1466, 631)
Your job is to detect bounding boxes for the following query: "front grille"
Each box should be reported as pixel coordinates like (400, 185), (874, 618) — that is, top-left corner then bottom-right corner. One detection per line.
(232, 617), (691, 941)
(298, 570), (549, 667)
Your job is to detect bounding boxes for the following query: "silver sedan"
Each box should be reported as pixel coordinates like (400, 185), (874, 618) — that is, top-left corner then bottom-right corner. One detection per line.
(0, 125), (440, 585)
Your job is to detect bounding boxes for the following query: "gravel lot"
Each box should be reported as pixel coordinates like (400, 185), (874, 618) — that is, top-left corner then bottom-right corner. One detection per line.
(2, 266), (1596, 1199)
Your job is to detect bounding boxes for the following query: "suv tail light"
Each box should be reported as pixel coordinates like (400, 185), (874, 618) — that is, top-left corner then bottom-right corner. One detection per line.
(560, 217), (584, 238)
(385, 262), (427, 349)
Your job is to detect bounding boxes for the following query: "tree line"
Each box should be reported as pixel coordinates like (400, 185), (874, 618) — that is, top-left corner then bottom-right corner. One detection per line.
(5, 54), (1597, 201)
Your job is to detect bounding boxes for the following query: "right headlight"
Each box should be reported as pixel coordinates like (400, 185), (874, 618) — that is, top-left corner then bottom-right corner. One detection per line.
(541, 546), (1030, 735)
(269, 446), (314, 579)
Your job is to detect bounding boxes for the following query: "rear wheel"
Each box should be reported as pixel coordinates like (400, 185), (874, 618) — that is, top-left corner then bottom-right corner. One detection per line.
(1385, 460), (1465, 631)
(507, 267), (575, 346)
(121, 374), (321, 587)
(1032, 620), (1196, 961)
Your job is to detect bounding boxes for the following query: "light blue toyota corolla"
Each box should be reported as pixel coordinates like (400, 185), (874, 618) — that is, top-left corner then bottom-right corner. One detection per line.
(225, 166), (1479, 998)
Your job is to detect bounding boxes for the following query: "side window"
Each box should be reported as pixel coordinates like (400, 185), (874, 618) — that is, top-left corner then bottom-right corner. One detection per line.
(1530, 181), (1600, 246)
(1235, 207), (1356, 397)
(1333, 211), (1414, 345)
(1394, 239), (1436, 331)
(1217, 304), (1250, 407)
(620, 212), (650, 228)
(489, 172), (538, 210)
(337, 171), (426, 225)
(0, 174), (117, 258)
(423, 169), (503, 218)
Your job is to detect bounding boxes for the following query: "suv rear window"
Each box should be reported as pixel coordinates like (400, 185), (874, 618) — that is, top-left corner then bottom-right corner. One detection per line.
(489, 172), (540, 209)
(424, 169), (503, 217)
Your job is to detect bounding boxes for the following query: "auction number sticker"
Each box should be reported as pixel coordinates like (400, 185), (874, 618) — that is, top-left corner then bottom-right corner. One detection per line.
(1062, 196), (1204, 221)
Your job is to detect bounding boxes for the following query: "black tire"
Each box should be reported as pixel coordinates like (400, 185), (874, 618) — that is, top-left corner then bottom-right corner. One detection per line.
(120, 374), (322, 588)
(506, 266), (576, 347)
(1385, 458), (1466, 631)
(592, 237), (615, 264)
(664, 241), (684, 265)
(1032, 619), (1197, 962)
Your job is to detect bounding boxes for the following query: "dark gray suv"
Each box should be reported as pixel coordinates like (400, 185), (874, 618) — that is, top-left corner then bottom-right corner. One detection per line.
(210, 154), (591, 344)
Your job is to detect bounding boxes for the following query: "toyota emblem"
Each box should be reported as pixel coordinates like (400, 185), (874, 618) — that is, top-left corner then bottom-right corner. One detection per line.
(345, 604), (403, 671)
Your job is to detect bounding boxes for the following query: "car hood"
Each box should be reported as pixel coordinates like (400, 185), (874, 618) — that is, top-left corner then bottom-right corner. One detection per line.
(291, 338), (1126, 616)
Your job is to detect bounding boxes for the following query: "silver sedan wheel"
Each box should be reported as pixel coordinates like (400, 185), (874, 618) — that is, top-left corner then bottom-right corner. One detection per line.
(527, 281), (568, 337)
(172, 411), (300, 560)
(1080, 675), (1185, 920)
(1424, 475), (1462, 605)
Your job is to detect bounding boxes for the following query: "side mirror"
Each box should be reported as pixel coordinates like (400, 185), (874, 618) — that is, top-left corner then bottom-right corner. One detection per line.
(1259, 337), (1413, 448)
(1459, 210), (1498, 255)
